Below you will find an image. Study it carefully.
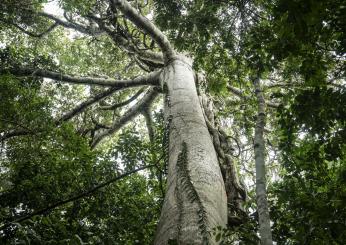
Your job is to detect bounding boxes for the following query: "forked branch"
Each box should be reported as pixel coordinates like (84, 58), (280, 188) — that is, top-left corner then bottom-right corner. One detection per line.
(100, 87), (146, 110)
(91, 87), (159, 147)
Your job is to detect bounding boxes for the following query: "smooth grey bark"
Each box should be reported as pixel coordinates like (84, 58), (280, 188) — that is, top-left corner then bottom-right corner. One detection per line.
(253, 77), (273, 245)
(154, 55), (227, 244)
(0, 68), (161, 87)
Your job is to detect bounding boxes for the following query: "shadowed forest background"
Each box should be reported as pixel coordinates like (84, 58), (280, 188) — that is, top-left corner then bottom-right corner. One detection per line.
(0, 0), (345, 244)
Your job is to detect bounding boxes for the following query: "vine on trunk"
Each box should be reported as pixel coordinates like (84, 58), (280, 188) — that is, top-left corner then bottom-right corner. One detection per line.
(199, 93), (247, 227)
(163, 114), (172, 174)
(163, 81), (172, 174)
(175, 142), (209, 244)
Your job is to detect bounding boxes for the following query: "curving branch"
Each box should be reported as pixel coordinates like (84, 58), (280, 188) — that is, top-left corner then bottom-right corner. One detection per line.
(111, 0), (174, 63)
(91, 87), (159, 148)
(2, 5), (164, 65)
(100, 87), (146, 110)
(38, 12), (104, 36)
(0, 67), (161, 142)
(0, 19), (59, 38)
(0, 164), (155, 232)
(1, 68), (161, 87)
(57, 87), (121, 123)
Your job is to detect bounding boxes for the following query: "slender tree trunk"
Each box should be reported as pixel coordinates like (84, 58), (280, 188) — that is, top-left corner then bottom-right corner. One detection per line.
(253, 77), (273, 245)
(154, 55), (227, 244)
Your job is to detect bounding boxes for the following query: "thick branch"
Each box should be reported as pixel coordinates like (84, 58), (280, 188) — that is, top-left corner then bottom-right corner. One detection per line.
(1, 68), (161, 87)
(1, 72), (160, 142)
(91, 88), (159, 147)
(39, 11), (164, 65)
(0, 68), (161, 141)
(112, 0), (174, 63)
(0, 164), (154, 231)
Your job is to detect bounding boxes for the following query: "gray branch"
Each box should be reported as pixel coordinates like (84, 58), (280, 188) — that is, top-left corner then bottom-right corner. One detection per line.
(38, 12), (103, 36)
(91, 88), (159, 148)
(1, 68), (161, 87)
(90, 13), (164, 65)
(100, 87), (146, 110)
(57, 86), (121, 123)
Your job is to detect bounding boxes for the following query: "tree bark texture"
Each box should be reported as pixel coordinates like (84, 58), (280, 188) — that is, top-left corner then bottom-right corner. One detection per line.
(154, 55), (227, 244)
(254, 78), (273, 245)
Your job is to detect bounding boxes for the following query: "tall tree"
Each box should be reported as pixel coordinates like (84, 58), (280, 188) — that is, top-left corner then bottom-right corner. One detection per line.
(253, 75), (273, 245)
(0, 0), (242, 244)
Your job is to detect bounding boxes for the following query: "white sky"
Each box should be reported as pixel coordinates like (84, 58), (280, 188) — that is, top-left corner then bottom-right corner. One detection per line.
(43, 0), (63, 16)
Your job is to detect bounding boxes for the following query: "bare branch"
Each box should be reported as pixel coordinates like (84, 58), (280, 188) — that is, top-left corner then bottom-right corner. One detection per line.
(100, 87), (146, 110)
(1, 68), (161, 87)
(58, 87), (121, 123)
(91, 115), (111, 129)
(0, 19), (59, 38)
(0, 87), (117, 142)
(91, 87), (159, 148)
(38, 12), (103, 36)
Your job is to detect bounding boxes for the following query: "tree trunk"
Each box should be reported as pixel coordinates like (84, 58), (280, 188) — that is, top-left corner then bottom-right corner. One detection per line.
(254, 77), (273, 245)
(154, 55), (227, 244)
